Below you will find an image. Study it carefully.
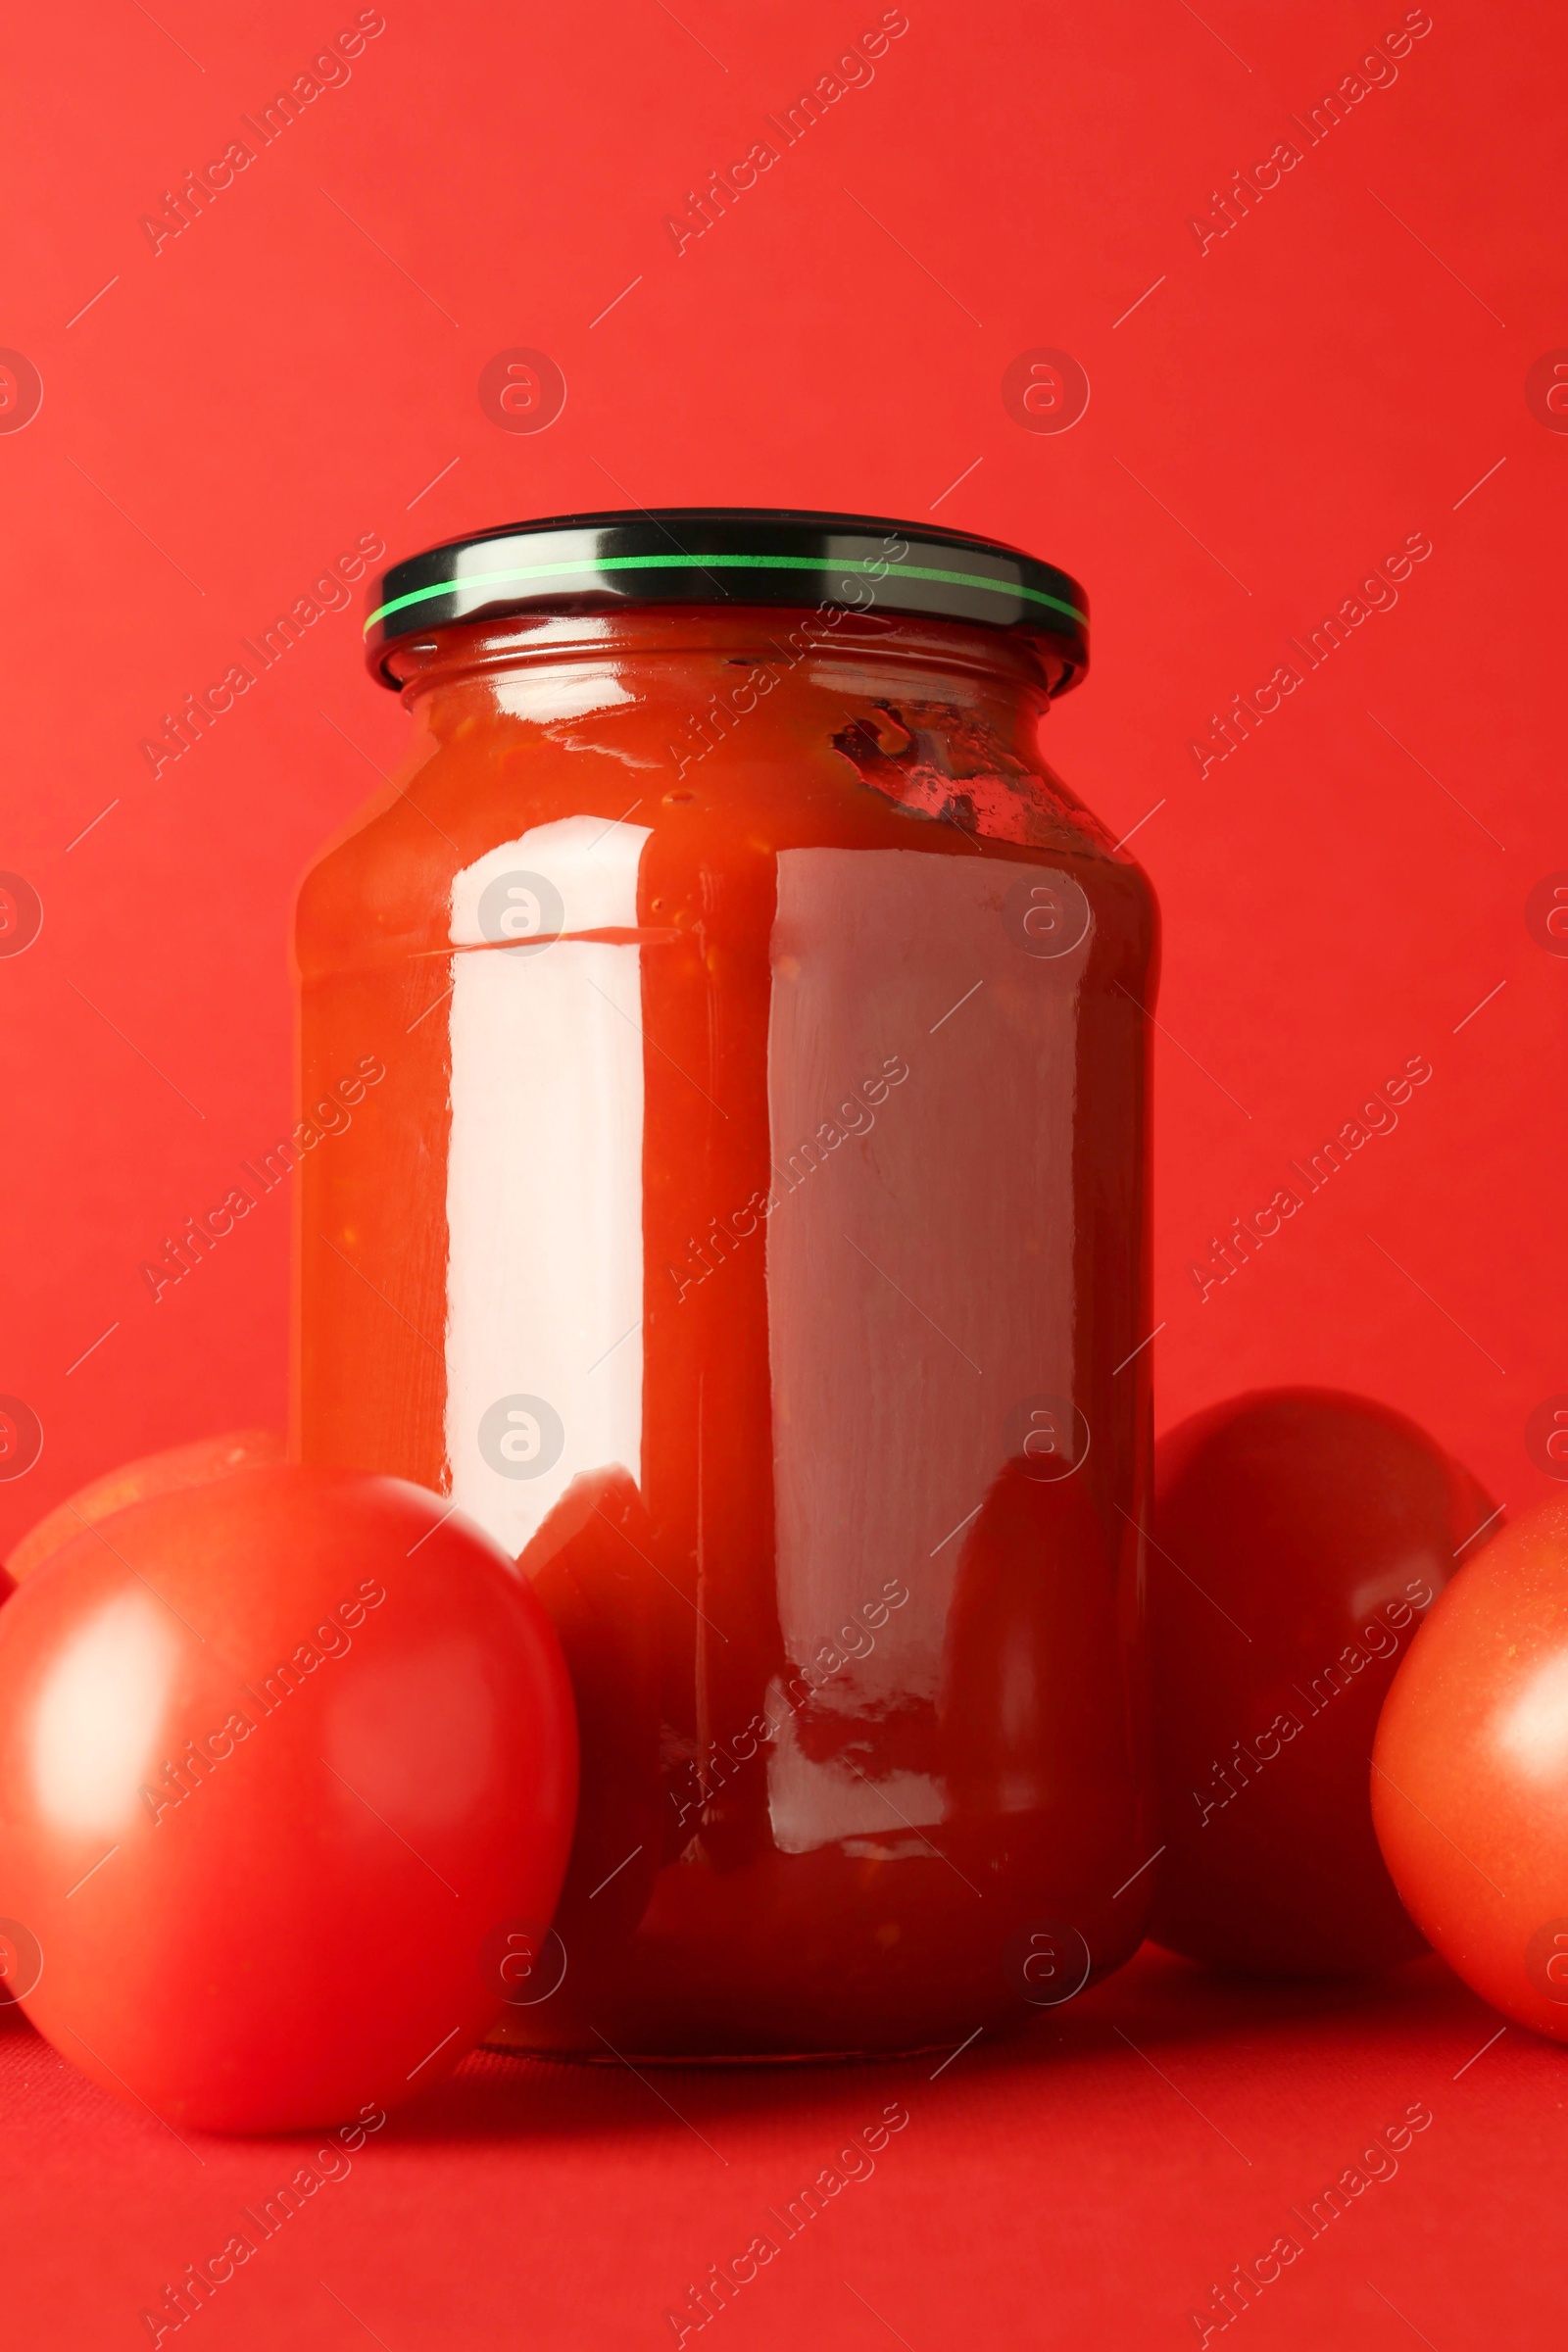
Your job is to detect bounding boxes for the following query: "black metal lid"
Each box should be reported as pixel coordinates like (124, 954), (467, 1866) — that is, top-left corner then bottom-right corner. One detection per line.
(364, 508), (1088, 691)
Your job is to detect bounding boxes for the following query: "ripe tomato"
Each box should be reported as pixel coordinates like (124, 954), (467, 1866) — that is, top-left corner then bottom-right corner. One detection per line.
(0, 1464), (576, 2131)
(6, 1428), (283, 1581)
(1150, 1388), (1494, 1974)
(1373, 1496), (1568, 2038)
(506, 1465), (663, 2043)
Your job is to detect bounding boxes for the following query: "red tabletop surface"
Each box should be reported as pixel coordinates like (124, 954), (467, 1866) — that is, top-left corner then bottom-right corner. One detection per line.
(4, 4), (1564, 2346)
(5, 1942), (1557, 2350)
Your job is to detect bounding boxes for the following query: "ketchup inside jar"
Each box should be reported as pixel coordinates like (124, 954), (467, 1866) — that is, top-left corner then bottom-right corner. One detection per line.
(295, 510), (1158, 2056)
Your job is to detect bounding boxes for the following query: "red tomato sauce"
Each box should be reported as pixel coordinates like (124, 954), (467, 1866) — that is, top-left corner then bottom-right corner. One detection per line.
(295, 515), (1157, 2054)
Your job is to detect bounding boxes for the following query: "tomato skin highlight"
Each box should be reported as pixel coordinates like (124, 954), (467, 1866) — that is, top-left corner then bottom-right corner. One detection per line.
(1150, 1388), (1494, 1976)
(6, 1428), (284, 1581)
(1374, 1494), (1568, 2039)
(0, 1464), (576, 2132)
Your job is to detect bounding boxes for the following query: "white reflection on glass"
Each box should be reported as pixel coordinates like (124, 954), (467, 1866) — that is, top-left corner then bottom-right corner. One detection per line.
(445, 812), (651, 1559)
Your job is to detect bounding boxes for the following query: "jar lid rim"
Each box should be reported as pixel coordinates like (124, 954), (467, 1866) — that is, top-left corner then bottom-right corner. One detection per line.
(364, 508), (1088, 690)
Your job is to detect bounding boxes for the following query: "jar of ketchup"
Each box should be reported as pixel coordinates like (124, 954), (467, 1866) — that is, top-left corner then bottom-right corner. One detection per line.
(295, 510), (1157, 2056)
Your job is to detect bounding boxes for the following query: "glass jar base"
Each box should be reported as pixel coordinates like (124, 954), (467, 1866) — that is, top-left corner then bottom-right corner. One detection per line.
(479, 2032), (991, 2068)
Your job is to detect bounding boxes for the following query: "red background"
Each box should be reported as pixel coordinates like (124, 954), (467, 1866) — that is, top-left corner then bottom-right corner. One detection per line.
(2, 0), (1564, 2343)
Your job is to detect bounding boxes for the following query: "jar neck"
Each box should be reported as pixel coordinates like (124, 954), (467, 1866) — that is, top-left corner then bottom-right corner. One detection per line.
(384, 605), (1065, 751)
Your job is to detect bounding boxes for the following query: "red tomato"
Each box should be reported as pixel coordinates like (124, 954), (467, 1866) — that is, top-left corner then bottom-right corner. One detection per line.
(7, 1428), (283, 1581)
(514, 1469), (662, 1991)
(0, 1464), (576, 2131)
(1374, 1496), (1568, 2038)
(1150, 1389), (1494, 1974)
(942, 1461), (1144, 1879)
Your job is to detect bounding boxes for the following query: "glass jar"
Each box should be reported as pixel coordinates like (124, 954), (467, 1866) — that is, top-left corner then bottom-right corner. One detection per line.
(294, 510), (1157, 2057)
